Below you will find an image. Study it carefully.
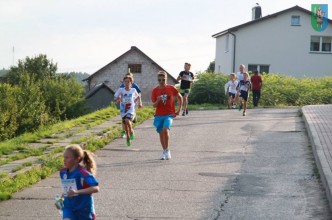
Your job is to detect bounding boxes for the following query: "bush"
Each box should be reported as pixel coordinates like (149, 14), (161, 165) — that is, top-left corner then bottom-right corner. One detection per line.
(260, 74), (332, 106)
(189, 72), (332, 107)
(0, 54), (90, 141)
(189, 72), (228, 104)
(14, 74), (47, 134)
(42, 75), (89, 120)
(0, 84), (19, 140)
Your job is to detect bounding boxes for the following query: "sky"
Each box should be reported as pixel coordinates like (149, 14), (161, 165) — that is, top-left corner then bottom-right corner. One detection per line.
(0, 0), (331, 78)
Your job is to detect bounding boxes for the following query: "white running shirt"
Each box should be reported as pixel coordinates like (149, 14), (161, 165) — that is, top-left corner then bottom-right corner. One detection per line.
(114, 88), (139, 118)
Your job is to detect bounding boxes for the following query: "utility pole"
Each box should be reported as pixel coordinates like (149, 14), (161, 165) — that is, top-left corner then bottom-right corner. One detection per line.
(12, 46), (15, 66)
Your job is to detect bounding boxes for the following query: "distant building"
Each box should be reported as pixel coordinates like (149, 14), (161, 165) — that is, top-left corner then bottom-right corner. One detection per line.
(83, 46), (177, 108)
(212, 5), (332, 77)
(85, 83), (115, 111)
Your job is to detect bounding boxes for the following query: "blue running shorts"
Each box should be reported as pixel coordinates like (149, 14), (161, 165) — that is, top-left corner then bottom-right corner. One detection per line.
(153, 115), (174, 133)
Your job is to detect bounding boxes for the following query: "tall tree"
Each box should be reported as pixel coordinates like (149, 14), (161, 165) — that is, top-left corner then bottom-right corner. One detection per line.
(2, 54), (89, 137)
(6, 54), (57, 85)
(206, 61), (215, 72)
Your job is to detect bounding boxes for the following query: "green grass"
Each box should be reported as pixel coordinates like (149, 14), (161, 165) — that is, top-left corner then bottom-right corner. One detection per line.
(0, 106), (155, 201)
(0, 106), (120, 163)
(11, 162), (33, 173)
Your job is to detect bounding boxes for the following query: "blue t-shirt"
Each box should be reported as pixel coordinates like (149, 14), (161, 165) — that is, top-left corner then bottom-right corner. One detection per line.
(59, 165), (99, 212)
(120, 82), (141, 94)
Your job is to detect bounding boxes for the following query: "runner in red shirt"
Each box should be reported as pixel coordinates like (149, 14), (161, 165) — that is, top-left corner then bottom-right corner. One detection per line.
(151, 71), (183, 160)
(250, 70), (263, 107)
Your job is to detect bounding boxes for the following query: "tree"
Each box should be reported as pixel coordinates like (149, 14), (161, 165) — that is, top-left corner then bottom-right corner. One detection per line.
(1, 54), (89, 137)
(206, 61), (215, 72)
(0, 68), (9, 77)
(42, 75), (89, 120)
(14, 74), (47, 133)
(6, 54), (57, 85)
(0, 84), (19, 140)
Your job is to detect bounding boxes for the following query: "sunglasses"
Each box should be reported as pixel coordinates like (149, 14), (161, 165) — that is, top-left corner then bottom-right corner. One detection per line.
(158, 78), (165, 82)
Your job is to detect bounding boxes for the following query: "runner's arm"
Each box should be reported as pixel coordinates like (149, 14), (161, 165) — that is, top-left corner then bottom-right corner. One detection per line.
(175, 93), (183, 116)
(67, 185), (99, 197)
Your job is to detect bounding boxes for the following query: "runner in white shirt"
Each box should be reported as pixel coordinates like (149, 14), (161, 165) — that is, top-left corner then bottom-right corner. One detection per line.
(236, 64), (246, 105)
(224, 73), (239, 109)
(114, 75), (142, 146)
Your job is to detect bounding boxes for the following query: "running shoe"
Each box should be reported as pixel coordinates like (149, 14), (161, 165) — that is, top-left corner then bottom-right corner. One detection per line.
(182, 111), (186, 116)
(130, 133), (135, 140)
(160, 150), (166, 160)
(120, 130), (126, 138)
(243, 111), (246, 116)
(126, 140), (131, 147)
(186, 109), (188, 115)
(165, 149), (171, 160)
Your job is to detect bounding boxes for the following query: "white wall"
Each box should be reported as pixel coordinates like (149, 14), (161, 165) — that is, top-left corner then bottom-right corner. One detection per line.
(214, 34), (234, 74)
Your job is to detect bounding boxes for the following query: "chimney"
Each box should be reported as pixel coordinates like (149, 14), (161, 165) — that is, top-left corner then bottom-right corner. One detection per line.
(252, 3), (262, 20)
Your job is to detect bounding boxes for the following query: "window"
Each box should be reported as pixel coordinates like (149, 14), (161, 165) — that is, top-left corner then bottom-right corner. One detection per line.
(225, 34), (229, 52)
(310, 36), (332, 52)
(248, 64), (270, 74)
(248, 64), (258, 73)
(311, 36), (320, 51)
(291, 15), (300, 26)
(260, 65), (270, 74)
(322, 37), (332, 52)
(128, 64), (142, 73)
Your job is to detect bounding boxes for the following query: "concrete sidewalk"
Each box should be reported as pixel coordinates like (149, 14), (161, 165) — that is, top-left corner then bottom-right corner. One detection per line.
(302, 104), (332, 211)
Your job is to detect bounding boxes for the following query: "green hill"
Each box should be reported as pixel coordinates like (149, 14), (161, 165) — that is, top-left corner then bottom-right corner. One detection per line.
(0, 68), (9, 76)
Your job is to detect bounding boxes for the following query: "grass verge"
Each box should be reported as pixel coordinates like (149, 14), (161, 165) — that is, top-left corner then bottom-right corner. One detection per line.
(0, 106), (155, 201)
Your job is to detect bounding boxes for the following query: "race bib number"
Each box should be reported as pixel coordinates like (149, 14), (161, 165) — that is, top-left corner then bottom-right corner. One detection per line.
(61, 179), (78, 196)
(122, 96), (132, 104)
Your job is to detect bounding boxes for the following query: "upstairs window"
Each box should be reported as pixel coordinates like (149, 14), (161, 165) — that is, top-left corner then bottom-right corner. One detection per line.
(291, 15), (300, 26)
(128, 64), (142, 73)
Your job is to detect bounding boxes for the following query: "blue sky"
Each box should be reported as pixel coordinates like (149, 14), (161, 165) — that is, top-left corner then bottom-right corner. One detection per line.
(0, 0), (330, 77)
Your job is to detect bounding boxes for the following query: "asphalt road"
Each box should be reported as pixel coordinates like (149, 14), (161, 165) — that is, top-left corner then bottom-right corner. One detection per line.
(0, 108), (331, 220)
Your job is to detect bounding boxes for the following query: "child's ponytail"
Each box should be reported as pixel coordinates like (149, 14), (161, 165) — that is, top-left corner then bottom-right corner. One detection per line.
(83, 150), (97, 176)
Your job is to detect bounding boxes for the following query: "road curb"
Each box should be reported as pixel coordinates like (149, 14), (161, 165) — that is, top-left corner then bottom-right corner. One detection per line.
(302, 105), (332, 212)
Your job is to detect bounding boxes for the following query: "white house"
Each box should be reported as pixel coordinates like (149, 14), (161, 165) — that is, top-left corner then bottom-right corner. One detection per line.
(212, 5), (332, 77)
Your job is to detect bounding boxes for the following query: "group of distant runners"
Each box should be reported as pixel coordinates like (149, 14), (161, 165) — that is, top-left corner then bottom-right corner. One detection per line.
(55, 63), (263, 220)
(224, 64), (263, 116)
